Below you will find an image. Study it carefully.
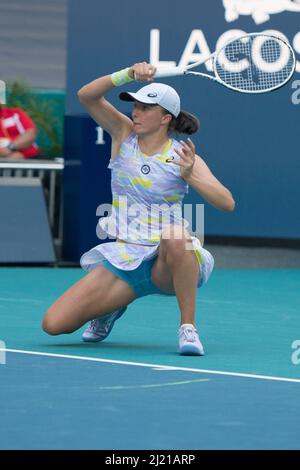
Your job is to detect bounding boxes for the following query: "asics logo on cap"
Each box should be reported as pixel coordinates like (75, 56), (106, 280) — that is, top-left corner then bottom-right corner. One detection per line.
(147, 93), (158, 97)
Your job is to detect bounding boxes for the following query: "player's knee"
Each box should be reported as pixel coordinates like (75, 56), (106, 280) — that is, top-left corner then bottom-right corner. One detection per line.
(42, 314), (59, 335)
(42, 311), (73, 336)
(161, 225), (188, 257)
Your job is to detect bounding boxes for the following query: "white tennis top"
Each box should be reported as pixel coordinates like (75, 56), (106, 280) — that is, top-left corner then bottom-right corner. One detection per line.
(80, 133), (214, 285)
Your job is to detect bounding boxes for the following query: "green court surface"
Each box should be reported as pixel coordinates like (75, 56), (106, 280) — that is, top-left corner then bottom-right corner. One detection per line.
(1, 267), (299, 378)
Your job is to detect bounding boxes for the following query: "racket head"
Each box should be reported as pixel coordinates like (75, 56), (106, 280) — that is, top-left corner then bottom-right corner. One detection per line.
(213, 33), (296, 93)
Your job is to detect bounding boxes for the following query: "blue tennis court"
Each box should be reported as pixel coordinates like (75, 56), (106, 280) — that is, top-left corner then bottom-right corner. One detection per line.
(1, 266), (299, 450)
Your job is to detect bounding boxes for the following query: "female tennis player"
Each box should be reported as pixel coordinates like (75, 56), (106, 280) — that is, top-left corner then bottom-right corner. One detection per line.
(42, 62), (235, 355)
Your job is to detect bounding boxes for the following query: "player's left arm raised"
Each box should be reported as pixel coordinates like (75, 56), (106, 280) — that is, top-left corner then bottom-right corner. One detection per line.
(172, 138), (235, 212)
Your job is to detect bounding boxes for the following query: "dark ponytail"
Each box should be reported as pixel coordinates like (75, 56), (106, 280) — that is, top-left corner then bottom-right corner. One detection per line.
(167, 110), (200, 135)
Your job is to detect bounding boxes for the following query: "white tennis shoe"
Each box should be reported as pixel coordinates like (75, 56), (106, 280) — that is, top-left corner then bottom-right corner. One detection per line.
(82, 307), (127, 342)
(178, 324), (205, 356)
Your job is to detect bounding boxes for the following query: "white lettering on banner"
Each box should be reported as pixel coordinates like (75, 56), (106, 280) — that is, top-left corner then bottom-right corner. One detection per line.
(178, 30), (212, 70)
(150, 28), (300, 74)
(215, 29), (246, 51)
(291, 79), (300, 103)
(96, 126), (106, 145)
(216, 29), (250, 72)
(216, 29), (291, 73)
(293, 31), (300, 72)
(150, 30), (176, 69)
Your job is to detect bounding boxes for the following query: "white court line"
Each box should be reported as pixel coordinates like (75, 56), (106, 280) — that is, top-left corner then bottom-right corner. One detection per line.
(97, 378), (210, 390)
(1, 348), (300, 384)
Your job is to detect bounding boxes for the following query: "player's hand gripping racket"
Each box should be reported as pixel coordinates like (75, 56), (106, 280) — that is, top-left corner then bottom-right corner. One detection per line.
(155, 33), (296, 93)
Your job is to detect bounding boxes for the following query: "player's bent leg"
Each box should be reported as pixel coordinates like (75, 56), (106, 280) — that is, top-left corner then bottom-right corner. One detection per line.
(42, 265), (136, 336)
(151, 225), (193, 292)
(151, 225), (199, 318)
(151, 225), (204, 356)
(150, 250), (175, 295)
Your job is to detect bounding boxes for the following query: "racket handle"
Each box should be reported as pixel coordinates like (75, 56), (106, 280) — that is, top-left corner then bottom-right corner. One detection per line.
(155, 66), (185, 78)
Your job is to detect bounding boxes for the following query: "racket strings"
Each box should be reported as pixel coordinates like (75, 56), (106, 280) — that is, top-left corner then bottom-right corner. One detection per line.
(215, 35), (295, 92)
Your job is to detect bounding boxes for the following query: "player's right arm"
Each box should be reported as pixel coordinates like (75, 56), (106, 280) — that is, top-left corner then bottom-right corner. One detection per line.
(77, 63), (156, 151)
(77, 74), (133, 145)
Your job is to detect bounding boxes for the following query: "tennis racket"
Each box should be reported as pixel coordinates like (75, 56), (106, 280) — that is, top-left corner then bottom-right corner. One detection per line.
(155, 33), (296, 93)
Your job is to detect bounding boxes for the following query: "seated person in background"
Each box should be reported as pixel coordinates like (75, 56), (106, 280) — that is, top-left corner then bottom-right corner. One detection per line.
(0, 104), (40, 159)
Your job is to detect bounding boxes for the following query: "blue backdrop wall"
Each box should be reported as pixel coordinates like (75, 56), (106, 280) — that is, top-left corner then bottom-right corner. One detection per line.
(64, 0), (300, 259)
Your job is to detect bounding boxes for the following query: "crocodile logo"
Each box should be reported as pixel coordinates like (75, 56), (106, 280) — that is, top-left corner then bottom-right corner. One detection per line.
(223, 0), (300, 24)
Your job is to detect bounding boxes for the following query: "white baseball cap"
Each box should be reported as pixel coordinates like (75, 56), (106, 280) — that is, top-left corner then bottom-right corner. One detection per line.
(119, 83), (180, 118)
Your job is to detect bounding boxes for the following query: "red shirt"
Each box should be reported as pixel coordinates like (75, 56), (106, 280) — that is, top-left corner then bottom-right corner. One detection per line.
(0, 107), (40, 158)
